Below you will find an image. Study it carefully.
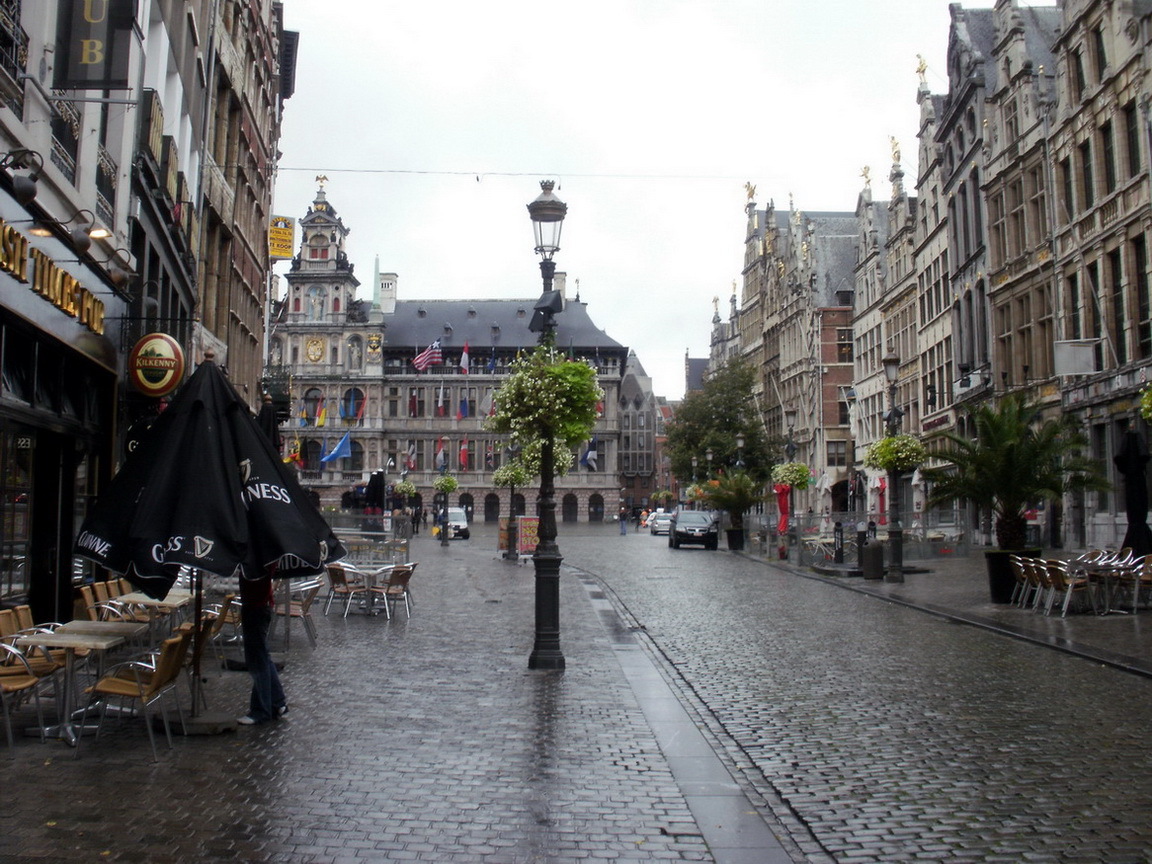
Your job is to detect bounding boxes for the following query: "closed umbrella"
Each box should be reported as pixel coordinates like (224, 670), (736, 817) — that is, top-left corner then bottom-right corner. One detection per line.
(74, 357), (345, 713)
(1114, 430), (1152, 558)
(75, 358), (343, 593)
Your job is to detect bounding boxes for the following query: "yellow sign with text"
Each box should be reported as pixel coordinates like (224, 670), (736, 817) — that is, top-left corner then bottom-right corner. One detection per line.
(268, 215), (294, 260)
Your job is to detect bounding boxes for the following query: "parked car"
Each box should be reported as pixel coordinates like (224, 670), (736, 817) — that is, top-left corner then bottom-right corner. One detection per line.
(446, 506), (470, 539)
(649, 512), (673, 535)
(668, 510), (718, 550)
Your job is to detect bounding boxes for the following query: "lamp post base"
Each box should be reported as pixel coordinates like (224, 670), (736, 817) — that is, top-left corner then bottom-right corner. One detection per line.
(528, 547), (565, 670)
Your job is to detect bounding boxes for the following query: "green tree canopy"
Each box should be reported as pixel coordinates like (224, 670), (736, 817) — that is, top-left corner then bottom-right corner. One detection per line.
(665, 360), (770, 484)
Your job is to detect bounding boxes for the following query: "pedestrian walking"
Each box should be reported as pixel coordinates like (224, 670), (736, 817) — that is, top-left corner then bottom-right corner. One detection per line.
(238, 569), (287, 725)
(619, 505), (627, 535)
(422, 507), (429, 528)
(411, 507), (420, 534)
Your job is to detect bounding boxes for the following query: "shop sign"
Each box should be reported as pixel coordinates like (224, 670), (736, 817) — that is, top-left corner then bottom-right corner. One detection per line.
(29, 248), (106, 335)
(54, 0), (136, 90)
(128, 333), (186, 397)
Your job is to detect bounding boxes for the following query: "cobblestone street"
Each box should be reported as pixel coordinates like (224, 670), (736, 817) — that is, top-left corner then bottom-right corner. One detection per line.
(4, 522), (1152, 862)
(567, 525), (1152, 863)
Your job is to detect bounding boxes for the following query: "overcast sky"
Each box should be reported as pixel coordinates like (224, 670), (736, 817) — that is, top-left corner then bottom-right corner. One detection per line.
(272, 1), (1046, 400)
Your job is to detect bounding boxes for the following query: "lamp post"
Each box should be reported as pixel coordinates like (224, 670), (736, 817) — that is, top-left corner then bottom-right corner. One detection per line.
(784, 409), (797, 551)
(691, 456), (698, 508)
(735, 434), (745, 470)
(526, 181), (567, 671)
(504, 443), (521, 561)
(705, 448), (713, 476)
(526, 180), (567, 346)
(882, 349), (904, 583)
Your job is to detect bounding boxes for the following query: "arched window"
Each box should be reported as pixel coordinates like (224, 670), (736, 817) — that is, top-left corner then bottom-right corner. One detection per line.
(303, 439), (323, 470)
(304, 387), (323, 423)
(341, 387), (365, 421)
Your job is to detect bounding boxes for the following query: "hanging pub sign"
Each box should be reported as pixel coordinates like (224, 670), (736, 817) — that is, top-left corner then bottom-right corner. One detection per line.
(54, 0), (136, 90)
(128, 332), (186, 398)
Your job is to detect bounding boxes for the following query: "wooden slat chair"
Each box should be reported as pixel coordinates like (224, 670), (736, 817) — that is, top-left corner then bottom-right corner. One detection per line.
(78, 629), (191, 761)
(324, 564), (370, 617)
(274, 580), (323, 647)
(1044, 559), (1095, 617)
(370, 564), (416, 621)
(0, 643), (48, 748)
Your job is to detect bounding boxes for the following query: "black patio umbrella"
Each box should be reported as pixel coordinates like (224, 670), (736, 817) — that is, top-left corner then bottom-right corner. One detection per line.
(74, 357), (345, 597)
(1113, 430), (1152, 559)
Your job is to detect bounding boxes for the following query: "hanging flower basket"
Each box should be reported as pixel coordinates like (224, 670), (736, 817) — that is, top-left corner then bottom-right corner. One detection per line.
(433, 474), (458, 494)
(485, 347), (604, 449)
(392, 479), (416, 498)
(864, 434), (926, 473)
(492, 462), (532, 489)
(1140, 383), (1152, 422)
(770, 461), (810, 489)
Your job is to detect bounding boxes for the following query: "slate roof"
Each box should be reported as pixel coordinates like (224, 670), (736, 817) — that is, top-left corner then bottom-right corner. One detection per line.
(379, 298), (626, 356)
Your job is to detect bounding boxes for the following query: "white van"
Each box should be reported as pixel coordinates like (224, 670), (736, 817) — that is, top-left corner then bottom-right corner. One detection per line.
(446, 506), (470, 539)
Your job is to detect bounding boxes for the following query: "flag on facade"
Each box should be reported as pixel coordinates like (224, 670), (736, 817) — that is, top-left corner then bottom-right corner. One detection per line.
(298, 401), (307, 427)
(412, 339), (443, 370)
(437, 381), (446, 416)
(459, 437), (469, 470)
(460, 342), (470, 374)
(406, 440), (417, 470)
(434, 437), (446, 470)
(486, 351), (497, 373)
(479, 391), (493, 417)
(355, 394), (366, 421)
(485, 442), (494, 468)
(285, 438), (303, 466)
(316, 395), (327, 427)
(320, 431), (352, 463)
(457, 395), (469, 420)
(580, 435), (599, 471)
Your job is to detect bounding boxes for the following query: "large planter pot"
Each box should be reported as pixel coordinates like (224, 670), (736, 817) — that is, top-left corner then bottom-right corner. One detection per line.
(725, 528), (745, 551)
(985, 548), (1041, 603)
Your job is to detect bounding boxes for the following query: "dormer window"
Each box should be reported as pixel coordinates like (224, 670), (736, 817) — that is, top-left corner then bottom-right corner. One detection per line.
(417, 308), (427, 318)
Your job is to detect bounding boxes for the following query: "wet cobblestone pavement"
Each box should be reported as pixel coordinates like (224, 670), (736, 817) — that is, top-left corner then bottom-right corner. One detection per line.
(569, 526), (1152, 864)
(4, 522), (1152, 863)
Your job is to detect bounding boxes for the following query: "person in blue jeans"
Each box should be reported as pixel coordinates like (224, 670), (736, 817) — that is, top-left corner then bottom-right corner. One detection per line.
(619, 506), (627, 535)
(238, 570), (287, 725)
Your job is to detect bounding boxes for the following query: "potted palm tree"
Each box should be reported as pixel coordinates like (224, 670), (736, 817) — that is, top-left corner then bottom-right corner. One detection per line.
(697, 471), (765, 551)
(923, 395), (1108, 602)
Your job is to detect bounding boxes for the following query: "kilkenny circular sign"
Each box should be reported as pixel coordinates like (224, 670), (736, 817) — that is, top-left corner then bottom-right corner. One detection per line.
(128, 333), (186, 397)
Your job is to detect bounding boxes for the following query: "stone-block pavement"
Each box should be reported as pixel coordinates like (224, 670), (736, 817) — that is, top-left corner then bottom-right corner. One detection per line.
(790, 546), (1152, 678)
(4, 528), (1149, 864)
(0, 534), (790, 864)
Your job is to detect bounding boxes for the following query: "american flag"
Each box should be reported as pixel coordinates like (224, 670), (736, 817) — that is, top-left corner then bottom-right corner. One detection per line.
(412, 340), (442, 370)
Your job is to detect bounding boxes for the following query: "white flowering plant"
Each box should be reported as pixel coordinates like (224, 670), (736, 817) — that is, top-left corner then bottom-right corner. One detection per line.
(864, 434), (927, 472)
(1141, 383), (1152, 422)
(770, 461), (810, 489)
(492, 462), (532, 488)
(485, 347), (604, 450)
(392, 479), (417, 498)
(432, 474), (459, 494)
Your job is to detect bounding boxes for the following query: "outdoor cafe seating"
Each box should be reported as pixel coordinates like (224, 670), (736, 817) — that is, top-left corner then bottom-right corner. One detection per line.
(1009, 550), (1152, 617)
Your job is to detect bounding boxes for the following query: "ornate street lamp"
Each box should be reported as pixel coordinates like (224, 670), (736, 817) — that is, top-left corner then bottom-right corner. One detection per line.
(526, 181), (567, 670)
(882, 349), (904, 583)
(735, 434), (745, 469)
(526, 180), (567, 344)
(705, 448), (713, 477)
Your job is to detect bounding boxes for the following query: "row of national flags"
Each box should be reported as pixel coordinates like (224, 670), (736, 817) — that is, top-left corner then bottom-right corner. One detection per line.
(289, 433), (601, 473)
